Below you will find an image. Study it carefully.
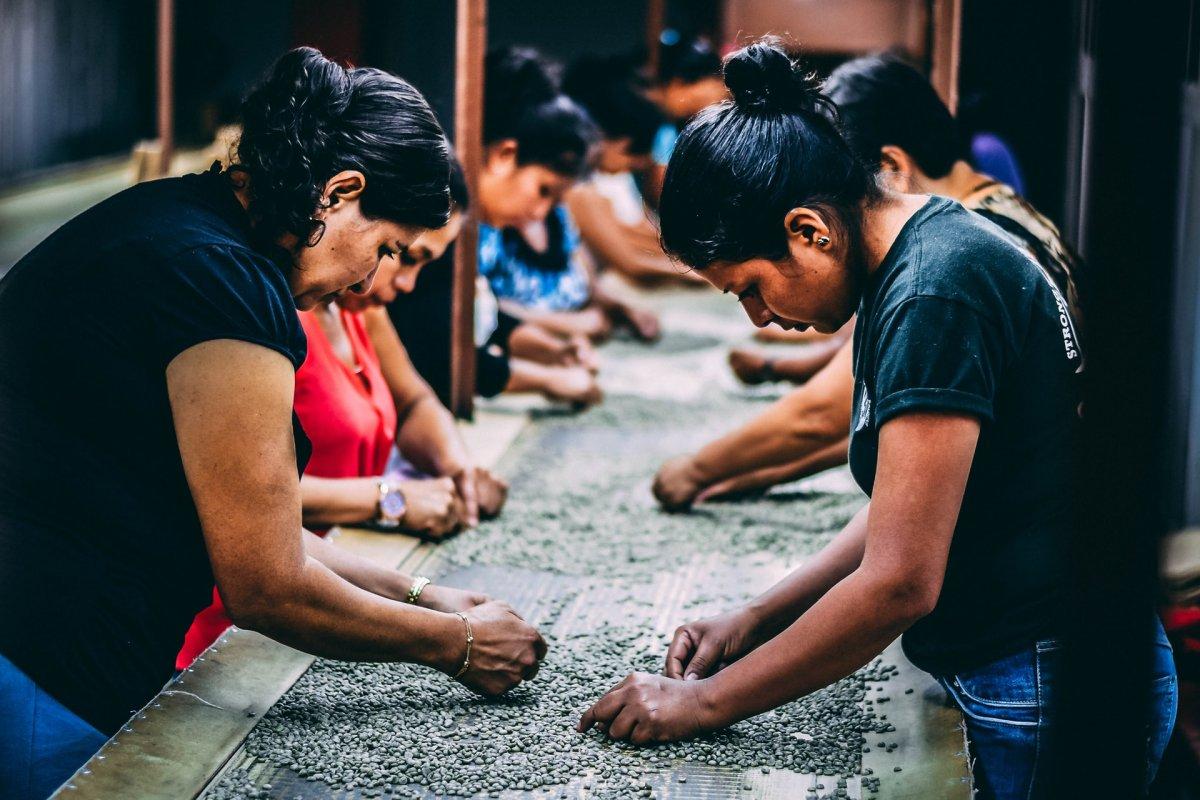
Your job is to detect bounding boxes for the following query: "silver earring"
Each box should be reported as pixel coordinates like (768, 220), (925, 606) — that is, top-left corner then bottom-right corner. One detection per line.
(816, 236), (830, 247)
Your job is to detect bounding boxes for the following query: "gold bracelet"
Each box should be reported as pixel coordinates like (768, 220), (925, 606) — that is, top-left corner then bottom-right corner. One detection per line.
(453, 611), (473, 679)
(405, 576), (431, 605)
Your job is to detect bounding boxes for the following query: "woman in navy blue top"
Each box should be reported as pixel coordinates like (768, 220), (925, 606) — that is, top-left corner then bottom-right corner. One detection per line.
(0, 47), (545, 799)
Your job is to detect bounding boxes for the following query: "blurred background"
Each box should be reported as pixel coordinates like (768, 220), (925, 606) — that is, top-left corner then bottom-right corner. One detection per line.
(1, 1), (1198, 795)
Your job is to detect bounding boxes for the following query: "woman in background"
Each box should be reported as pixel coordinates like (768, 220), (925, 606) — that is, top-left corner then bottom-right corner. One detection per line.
(477, 46), (660, 344)
(563, 55), (702, 287)
(653, 53), (1085, 507)
(642, 35), (728, 205)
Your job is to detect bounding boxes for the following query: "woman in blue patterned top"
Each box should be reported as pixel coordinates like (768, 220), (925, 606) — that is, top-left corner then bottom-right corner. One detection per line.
(476, 47), (660, 342)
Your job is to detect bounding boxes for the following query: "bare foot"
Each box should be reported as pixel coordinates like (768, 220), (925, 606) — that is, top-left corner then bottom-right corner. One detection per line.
(543, 366), (603, 409)
(728, 348), (774, 385)
(752, 326), (830, 344)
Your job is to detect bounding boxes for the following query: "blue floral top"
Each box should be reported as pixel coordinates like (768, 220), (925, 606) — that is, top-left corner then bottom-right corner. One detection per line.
(477, 205), (592, 312)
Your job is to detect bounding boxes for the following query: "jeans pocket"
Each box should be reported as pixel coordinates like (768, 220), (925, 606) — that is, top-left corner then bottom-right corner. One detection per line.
(951, 647), (1040, 711)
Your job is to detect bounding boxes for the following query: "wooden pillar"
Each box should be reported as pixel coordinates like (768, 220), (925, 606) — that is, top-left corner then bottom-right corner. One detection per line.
(156, 0), (174, 176)
(450, 0), (486, 419)
(645, 0), (666, 76)
(929, 0), (961, 113)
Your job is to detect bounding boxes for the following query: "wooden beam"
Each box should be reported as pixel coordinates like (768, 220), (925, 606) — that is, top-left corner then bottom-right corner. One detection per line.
(450, 0), (486, 419)
(929, 0), (961, 114)
(645, 0), (666, 76)
(156, 0), (174, 176)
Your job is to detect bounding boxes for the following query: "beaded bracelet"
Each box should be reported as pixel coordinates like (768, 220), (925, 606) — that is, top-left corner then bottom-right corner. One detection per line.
(453, 612), (474, 679)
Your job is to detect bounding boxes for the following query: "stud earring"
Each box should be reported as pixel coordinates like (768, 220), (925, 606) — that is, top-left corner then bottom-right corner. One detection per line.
(816, 236), (830, 247)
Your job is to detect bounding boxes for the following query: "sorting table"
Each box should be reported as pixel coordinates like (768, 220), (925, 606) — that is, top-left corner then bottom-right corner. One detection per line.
(53, 287), (970, 800)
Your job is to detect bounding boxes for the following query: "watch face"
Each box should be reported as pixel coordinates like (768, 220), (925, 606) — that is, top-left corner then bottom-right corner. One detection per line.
(381, 487), (406, 520)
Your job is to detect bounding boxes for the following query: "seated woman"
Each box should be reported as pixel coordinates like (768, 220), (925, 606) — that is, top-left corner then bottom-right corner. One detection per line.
(386, 153), (603, 408)
(562, 55), (703, 287)
(653, 53), (1086, 507)
(642, 35), (729, 207)
(477, 46), (660, 343)
(177, 160), (508, 670)
(582, 42), (1173, 800)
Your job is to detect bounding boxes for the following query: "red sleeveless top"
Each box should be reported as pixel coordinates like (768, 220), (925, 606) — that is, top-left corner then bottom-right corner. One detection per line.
(175, 307), (397, 668)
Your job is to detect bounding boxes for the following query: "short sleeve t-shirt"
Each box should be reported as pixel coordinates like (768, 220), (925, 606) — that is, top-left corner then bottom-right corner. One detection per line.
(848, 197), (1081, 677)
(0, 167), (308, 733)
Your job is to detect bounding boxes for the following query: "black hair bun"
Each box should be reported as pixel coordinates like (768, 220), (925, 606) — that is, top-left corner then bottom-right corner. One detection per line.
(486, 46), (559, 108)
(723, 39), (827, 116)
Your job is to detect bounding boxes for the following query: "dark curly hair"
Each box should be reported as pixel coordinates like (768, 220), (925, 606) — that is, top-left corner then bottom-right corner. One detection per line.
(233, 47), (450, 246)
(660, 39), (879, 269)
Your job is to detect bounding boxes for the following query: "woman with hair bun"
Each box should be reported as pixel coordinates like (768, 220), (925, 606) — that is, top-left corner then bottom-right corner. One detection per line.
(0, 48), (543, 798)
(581, 40), (1173, 798)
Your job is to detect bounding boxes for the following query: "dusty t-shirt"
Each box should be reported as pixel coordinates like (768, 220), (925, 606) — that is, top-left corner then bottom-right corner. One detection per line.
(849, 196), (1082, 676)
(0, 167), (309, 733)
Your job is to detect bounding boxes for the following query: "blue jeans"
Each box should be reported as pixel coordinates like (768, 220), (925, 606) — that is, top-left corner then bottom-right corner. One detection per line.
(937, 620), (1177, 800)
(0, 652), (107, 800)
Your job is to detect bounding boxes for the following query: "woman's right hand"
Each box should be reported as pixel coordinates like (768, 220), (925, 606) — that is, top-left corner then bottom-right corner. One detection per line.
(664, 608), (763, 681)
(398, 477), (462, 538)
(454, 601), (548, 696)
(652, 455), (709, 511)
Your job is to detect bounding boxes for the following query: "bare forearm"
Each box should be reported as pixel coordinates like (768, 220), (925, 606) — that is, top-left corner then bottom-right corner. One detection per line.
(505, 358), (554, 394)
(300, 475), (379, 526)
(569, 195), (673, 280)
(692, 392), (846, 485)
(744, 505), (869, 638)
(303, 529), (415, 602)
(233, 555), (460, 670)
(396, 396), (469, 477)
(703, 564), (915, 727)
(508, 324), (570, 364)
(693, 342), (854, 485)
(705, 439), (849, 499)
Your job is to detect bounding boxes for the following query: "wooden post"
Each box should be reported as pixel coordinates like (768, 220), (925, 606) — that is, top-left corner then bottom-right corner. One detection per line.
(929, 0), (961, 113)
(645, 0), (666, 76)
(156, 0), (174, 176)
(450, 0), (486, 419)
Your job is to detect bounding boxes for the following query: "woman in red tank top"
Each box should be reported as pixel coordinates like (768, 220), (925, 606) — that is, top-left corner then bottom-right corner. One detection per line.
(177, 199), (507, 668)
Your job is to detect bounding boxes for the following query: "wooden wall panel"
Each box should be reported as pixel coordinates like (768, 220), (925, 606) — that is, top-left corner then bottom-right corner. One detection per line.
(0, 0), (155, 184)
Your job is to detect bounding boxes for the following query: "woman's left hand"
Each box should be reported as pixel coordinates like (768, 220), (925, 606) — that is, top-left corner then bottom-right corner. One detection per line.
(417, 583), (490, 613)
(578, 672), (714, 745)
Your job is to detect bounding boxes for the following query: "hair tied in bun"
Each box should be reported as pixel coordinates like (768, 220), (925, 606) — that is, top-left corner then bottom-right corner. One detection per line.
(722, 38), (830, 117)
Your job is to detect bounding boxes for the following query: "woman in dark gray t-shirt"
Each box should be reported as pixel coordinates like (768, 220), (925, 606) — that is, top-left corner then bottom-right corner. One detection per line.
(579, 40), (1175, 800)
(0, 47), (543, 800)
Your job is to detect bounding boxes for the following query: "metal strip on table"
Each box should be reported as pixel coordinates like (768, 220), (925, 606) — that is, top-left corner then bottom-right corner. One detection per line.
(52, 413), (528, 800)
